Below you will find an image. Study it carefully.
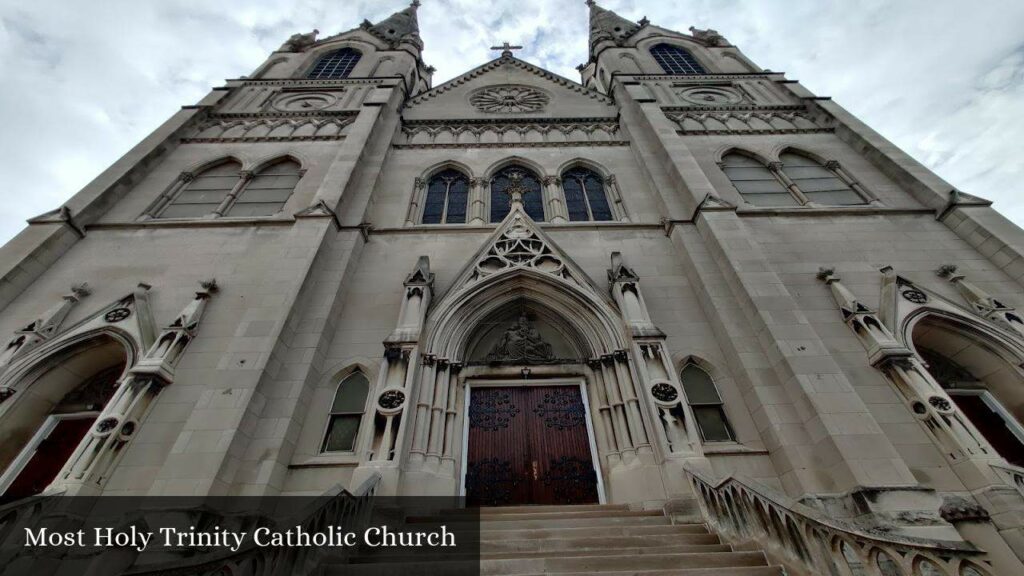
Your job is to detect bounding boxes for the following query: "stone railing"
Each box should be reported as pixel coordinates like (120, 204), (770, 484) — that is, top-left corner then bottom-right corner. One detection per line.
(991, 462), (1024, 499)
(125, 473), (382, 576)
(684, 466), (993, 576)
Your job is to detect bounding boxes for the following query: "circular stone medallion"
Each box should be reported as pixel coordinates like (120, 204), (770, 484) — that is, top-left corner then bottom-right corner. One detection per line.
(469, 85), (549, 114)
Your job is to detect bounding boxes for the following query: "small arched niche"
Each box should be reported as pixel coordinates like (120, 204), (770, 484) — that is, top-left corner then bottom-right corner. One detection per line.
(465, 299), (585, 366)
(912, 315), (1024, 467)
(0, 334), (129, 501)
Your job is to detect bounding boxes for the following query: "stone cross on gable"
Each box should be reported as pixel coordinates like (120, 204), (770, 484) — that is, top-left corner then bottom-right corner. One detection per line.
(491, 41), (523, 57)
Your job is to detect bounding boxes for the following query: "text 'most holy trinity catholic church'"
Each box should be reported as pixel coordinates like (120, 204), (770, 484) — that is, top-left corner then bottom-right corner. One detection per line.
(1, 1), (1024, 574)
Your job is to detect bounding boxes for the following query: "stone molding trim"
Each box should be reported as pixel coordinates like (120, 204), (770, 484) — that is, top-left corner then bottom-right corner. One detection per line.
(407, 54), (614, 108)
(394, 141), (630, 150)
(184, 116), (355, 143)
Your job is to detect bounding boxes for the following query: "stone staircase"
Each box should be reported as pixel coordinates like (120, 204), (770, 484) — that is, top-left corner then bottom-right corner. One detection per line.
(323, 503), (782, 575)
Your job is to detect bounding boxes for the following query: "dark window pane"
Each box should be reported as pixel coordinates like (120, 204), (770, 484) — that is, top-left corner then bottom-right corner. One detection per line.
(694, 407), (734, 442)
(651, 43), (706, 75)
(680, 364), (722, 404)
(446, 177), (468, 223)
(491, 166), (542, 222)
(563, 177), (588, 221)
(322, 415), (361, 451)
(331, 373), (369, 413)
(159, 161), (240, 219)
(308, 48), (361, 79)
(584, 173), (612, 221)
(422, 179), (447, 224)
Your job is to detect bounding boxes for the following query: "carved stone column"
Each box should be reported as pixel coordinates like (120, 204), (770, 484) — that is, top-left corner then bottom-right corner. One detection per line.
(825, 160), (882, 205)
(142, 172), (194, 220)
(213, 171), (253, 216)
(542, 176), (568, 223)
(53, 280), (217, 496)
(604, 175), (630, 222)
(404, 177), (426, 226)
(468, 177), (488, 225)
(768, 161), (811, 205)
(354, 257), (433, 494)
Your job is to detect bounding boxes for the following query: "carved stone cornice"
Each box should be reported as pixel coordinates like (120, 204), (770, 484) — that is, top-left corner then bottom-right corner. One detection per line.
(393, 141), (629, 150)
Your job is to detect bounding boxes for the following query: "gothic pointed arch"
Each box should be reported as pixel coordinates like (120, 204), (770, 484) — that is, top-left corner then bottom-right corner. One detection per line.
(486, 161), (545, 223)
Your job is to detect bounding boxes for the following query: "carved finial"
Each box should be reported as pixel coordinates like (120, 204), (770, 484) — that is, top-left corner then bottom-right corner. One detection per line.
(199, 279), (218, 293)
(936, 264), (959, 279)
(638, 16), (649, 26)
(586, 0), (596, 6)
(411, 0), (421, 7)
(816, 266), (836, 281)
(70, 283), (91, 298)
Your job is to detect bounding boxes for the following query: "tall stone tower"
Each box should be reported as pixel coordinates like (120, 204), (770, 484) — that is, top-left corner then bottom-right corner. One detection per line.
(0, 1), (1022, 574)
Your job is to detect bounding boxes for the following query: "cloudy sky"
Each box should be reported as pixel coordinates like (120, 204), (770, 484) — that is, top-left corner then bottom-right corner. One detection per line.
(0, 0), (1022, 244)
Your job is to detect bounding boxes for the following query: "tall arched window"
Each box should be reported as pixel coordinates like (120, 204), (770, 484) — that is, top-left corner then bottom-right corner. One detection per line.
(650, 44), (706, 75)
(680, 364), (734, 442)
(720, 153), (798, 207)
(322, 371), (370, 453)
(308, 48), (362, 79)
(159, 160), (241, 219)
(226, 159), (302, 217)
(778, 152), (865, 206)
(422, 169), (469, 224)
(490, 165), (544, 222)
(561, 167), (613, 221)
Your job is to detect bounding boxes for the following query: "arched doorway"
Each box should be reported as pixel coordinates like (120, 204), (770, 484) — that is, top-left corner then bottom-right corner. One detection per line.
(459, 299), (604, 507)
(0, 335), (130, 502)
(911, 315), (1024, 467)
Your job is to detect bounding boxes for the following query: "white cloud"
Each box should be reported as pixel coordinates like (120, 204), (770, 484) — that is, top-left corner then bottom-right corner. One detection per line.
(0, 0), (1021, 243)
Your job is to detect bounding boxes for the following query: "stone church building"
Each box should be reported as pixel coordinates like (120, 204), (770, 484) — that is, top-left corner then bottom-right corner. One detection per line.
(1, 1), (1023, 574)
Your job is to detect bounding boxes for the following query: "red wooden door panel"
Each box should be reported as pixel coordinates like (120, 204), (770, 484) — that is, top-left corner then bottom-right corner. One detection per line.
(2, 417), (95, 503)
(465, 385), (598, 507)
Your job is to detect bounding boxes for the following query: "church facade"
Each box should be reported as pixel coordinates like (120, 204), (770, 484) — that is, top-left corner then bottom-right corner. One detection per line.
(1, 1), (1024, 574)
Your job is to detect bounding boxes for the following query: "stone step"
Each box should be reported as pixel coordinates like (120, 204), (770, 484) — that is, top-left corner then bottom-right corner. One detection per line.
(442, 504), (631, 515)
(352, 543), (733, 562)
(480, 532), (722, 553)
(481, 551), (769, 575)
(477, 523), (709, 541)
(325, 551), (770, 576)
(472, 514), (671, 531)
(408, 509), (664, 524)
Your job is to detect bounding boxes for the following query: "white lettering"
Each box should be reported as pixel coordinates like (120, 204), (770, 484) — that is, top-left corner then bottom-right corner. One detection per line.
(23, 528), (84, 547)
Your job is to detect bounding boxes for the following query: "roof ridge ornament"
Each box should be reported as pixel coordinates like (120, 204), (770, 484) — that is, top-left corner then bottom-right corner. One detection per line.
(490, 41), (524, 57)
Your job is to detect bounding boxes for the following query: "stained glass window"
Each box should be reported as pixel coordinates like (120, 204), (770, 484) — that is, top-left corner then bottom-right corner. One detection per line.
(721, 153), (798, 207)
(422, 169), (469, 224)
(490, 166), (544, 222)
(159, 160), (240, 219)
(561, 167), (613, 222)
(308, 48), (361, 79)
(322, 371), (369, 452)
(680, 364), (734, 442)
(227, 159), (301, 217)
(650, 44), (706, 75)
(779, 153), (865, 206)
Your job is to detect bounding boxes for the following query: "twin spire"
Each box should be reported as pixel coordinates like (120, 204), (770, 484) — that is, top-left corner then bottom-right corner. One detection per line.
(359, 0), (422, 47)
(587, 0), (649, 51)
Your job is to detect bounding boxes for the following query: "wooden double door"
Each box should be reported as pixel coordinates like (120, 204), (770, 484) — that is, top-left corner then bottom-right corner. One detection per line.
(464, 384), (600, 507)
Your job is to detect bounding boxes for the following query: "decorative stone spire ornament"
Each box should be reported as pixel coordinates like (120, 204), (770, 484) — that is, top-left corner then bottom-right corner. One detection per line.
(937, 264), (1024, 337)
(0, 283), (91, 368)
(279, 29), (319, 52)
(816, 267), (909, 366)
(689, 26), (729, 47)
(587, 0), (643, 49)
(53, 279), (218, 495)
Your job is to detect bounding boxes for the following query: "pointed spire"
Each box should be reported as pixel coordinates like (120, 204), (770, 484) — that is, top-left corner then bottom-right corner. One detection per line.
(363, 1), (421, 47)
(588, 0), (642, 51)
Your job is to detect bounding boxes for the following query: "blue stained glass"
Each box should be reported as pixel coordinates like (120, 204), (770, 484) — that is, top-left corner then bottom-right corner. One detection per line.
(422, 169), (469, 224)
(562, 167), (613, 221)
(490, 166), (543, 222)
(308, 48), (361, 79)
(650, 44), (706, 75)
